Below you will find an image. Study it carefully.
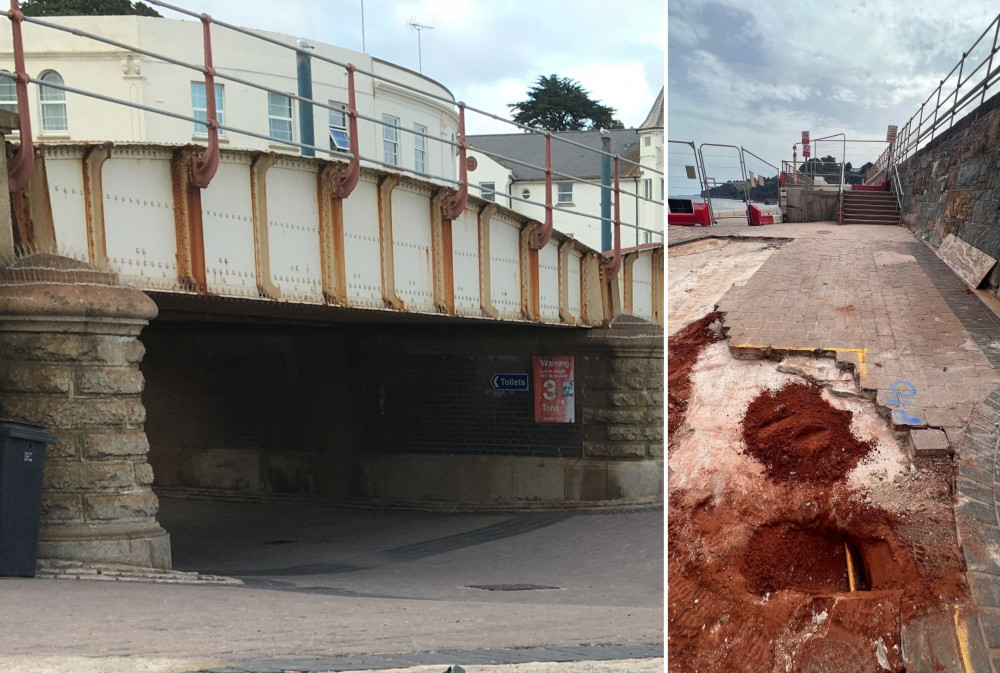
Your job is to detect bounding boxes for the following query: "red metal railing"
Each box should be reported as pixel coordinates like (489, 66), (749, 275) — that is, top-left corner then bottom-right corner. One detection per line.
(1, 0), (663, 263)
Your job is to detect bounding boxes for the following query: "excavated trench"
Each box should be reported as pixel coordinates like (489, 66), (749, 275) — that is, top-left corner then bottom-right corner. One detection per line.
(667, 315), (967, 673)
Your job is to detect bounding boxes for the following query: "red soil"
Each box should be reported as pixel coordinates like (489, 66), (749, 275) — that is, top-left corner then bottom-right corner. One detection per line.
(668, 312), (724, 447)
(668, 380), (968, 672)
(742, 383), (876, 483)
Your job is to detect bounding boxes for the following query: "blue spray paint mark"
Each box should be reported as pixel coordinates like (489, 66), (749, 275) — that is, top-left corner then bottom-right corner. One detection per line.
(892, 408), (923, 425)
(887, 380), (917, 407)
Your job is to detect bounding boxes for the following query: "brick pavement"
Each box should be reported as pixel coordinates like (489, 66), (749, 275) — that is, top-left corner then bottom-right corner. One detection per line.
(698, 222), (1000, 666)
(716, 230), (1000, 438)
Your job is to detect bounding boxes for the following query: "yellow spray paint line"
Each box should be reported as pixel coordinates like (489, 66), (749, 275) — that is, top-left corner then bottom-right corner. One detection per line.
(954, 605), (973, 673)
(731, 344), (868, 378)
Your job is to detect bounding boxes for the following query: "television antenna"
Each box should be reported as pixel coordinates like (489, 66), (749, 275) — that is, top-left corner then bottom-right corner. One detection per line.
(408, 19), (434, 74)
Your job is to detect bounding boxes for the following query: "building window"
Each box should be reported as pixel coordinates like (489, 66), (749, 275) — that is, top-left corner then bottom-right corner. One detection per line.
(382, 113), (399, 166)
(39, 71), (67, 133)
(0, 71), (16, 114)
(191, 82), (224, 136)
(414, 122), (427, 173)
(660, 178), (665, 200)
(645, 136), (651, 146)
(557, 183), (573, 204)
(329, 101), (349, 151)
(521, 188), (531, 201)
(480, 181), (495, 202)
(268, 92), (293, 143)
(643, 179), (652, 199)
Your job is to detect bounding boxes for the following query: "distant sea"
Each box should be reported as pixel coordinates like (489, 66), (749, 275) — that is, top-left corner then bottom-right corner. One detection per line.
(671, 195), (781, 214)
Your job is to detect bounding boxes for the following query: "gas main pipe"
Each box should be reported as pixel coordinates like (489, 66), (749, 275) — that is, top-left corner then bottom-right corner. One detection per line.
(6, 0), (33, 192)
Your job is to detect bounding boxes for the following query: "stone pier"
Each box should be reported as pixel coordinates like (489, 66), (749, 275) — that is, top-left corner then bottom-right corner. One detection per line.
(0, 254), (169, 568)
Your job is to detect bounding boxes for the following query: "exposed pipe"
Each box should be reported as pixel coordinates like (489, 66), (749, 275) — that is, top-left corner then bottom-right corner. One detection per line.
(335, 64), (361, 197)
(7, 0), (33, 193)
(443, 101), (467, 219)
(531, 131), (553, 249)
(190, 12), (219, 188)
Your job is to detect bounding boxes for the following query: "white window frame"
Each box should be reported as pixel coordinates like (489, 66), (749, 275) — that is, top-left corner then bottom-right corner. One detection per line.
(382, 113), (399, 166)
(557, 182), (573, 205)
(414, 122), (427, 173)
(0, 71), (16, 115)
(191, 81), (225, 137)
(329, 101), (349, 151)
(643, 178), (652, 200)
(480, 181), (495, 202)
(268, 92), (293, 143)
(39, 71), (67, 133)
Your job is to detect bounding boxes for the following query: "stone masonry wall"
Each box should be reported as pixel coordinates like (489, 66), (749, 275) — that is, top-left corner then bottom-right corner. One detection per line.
(0, 255), (169, 568)
(897, 90), (1000, 290)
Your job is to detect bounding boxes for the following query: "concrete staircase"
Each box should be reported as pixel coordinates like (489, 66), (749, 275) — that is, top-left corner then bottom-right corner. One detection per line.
(840, 190), (901, 225)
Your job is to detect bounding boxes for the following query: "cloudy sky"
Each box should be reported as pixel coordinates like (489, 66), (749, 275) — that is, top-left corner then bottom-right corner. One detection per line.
(669, 0), (1000, 184)
(160, 0), (664, 135)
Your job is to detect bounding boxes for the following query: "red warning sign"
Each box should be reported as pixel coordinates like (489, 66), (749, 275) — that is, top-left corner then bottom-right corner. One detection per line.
(533, 356), (575, 423)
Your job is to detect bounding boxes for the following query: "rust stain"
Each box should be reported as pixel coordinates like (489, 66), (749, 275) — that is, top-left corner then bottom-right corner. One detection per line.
(316, 162), (347, 305)
(186, 183), (207, 293)
(82, 144), (111, 267)
(557, 239), (576, 325)
(250, 152), (280, 299)
(622, 251), (638, 316)
(441, 216), (454, 313)
(331, 196), (348, 304)
(169, 149), (193, 290)
(169, 148), (207, 293)
(651, 248), (664, 329)
(518, 222), (539, 322)
(477, 203), (499, 319)
(429, 190), (455, 314)
(377, 173), (403, 310)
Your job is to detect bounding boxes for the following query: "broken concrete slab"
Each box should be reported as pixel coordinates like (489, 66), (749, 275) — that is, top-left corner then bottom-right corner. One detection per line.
(937, 233), (997, 288)
(909, 428), (952, 457)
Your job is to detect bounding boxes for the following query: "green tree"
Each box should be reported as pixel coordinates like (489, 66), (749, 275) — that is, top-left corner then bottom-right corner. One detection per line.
(508, 75), (624, 132)
(20, 0), (160, 16)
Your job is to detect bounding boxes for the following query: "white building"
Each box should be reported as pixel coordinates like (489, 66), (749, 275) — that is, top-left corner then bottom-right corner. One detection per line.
(0, 15), (459, 180)
(465, 89), (664, 252)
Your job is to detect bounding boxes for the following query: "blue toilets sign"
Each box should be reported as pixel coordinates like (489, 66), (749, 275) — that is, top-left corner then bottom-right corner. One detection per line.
(491, 373), (529, 391)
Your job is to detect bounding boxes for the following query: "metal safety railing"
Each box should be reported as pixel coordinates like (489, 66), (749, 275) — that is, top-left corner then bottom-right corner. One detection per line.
(669, 140), (780, 226)
(1, 0), (665, 277)
(871, 10), (1000, 179)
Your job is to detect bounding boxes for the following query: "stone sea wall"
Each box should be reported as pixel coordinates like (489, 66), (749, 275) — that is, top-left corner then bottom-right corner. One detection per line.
(897, 91), (1000, 290)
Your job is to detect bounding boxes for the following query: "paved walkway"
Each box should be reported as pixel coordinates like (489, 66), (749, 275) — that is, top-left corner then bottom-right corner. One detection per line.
(0, 500), (662, 673)
(671, 221), (1000, 668)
